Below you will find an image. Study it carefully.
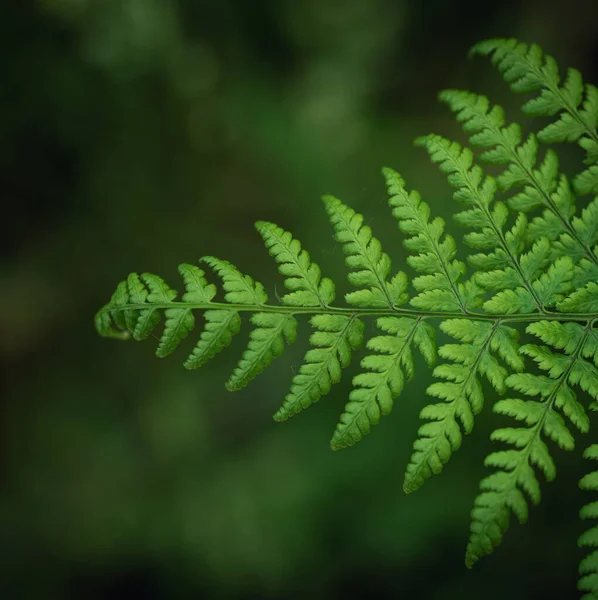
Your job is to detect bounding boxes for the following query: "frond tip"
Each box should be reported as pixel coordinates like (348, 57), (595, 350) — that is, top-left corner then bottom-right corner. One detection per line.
(471, 38), (598, 164)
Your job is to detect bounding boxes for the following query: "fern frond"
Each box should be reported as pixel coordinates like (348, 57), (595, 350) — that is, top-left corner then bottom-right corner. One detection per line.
(322, 195), (408, 308)
(438, 88), (562, 200)
(202, 256), (299, 387)
(202, 256), (268, 306)
(275, 196), (414, 426)
(226, 313), (297, 391)
(94, 262), (235, 367)
(563, 198), (598, 287)
(141, 273), (191, 356)
(184, 310), (241, 370)
(326, 168), (482, 449)
(255, 221), (335, 307)
(179, 264), (237, 369)
(331, 316), (436, 449)
(274, 314), (364, 421)
(574, 166), (598, 196)
(320, 196), (438, 447)
(404, 319), (522, 493)
(466, 323), (592, 568)
(178, 263), (218, 304)
(383, 167), (479, 312)
(437, 89), (563, 217)
(95, 38), (598, 597)
(416, 134), (558, 313)
(471, 39), (598, 165)
(559, 282), (598, 314)
(473, 38), (598, 197)
(438, 90), (598, 286)
(95, 308), (130, 341)
(579, 444), (598, 600)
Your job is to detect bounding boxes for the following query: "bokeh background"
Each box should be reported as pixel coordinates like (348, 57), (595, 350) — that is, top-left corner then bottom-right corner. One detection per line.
(2, 0), (598, 598)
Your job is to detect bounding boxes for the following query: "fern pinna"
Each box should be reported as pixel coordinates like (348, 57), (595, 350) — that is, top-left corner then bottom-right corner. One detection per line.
(96, 38), (598, 592)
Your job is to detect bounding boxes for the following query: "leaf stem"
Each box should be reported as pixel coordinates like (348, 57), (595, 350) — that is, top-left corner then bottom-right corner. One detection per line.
(105, 301), (598, 324)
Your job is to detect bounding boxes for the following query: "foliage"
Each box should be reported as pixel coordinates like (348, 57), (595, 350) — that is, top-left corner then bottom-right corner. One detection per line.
(579, 444), (598, 598)
(96, 38), (598, 593)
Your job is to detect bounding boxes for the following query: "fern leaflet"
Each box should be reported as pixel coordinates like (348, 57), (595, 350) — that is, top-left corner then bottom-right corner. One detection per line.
(466, 322), (594, 567)
(471, 39), (598, 159)
(579, 444), (598, 599)
(438, 89), (598, 287)
(404, 319), (523, 493)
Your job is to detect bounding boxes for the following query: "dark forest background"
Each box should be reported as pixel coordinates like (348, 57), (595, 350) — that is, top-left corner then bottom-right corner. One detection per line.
(2, 0), (598, 598)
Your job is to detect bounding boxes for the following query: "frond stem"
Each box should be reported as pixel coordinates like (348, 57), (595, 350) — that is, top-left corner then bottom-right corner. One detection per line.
(106, 301), (598, 324)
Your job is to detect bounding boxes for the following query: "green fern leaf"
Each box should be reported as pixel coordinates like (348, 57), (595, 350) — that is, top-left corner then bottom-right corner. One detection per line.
(579, 444), (598, 600)
(558, 197), (598, 287)
(471, 39), (598, 162)
(157, 308), (195, 358)
(520, 344), (570, 378)
(581, 330), (598, 370)
(404, 320), (520, 493)
(184, 310), (241, 370)
(94, 38), (598, 596)
(559, 282), (598, 313)
(531, 256), (574, 306)
(437, 89), (598, 283)
(274, 315), (364, 422)
(527, 176), (575, 247)
(538, 81), (597, 144)
(202, 256), (268, 305)
(322, 195), (408, 308)
(574, 165), (598, 196)
(331, 316), (436, 450)
(572, 198), (598, 248)
(178, 263), (217, 304)
(226, 312), (297, 391)
(526, 321), (584, 354)
(109, 278), (133, 331)
(417, 134), (554, 314)
(152, 265), (220, 358)
(94, 280), (131, 340)
(124, 272), (148, 333)
(466, 324), (592, 568)
(255, 221), (335, 307)
(570, 359), (598, 404)
(505, 145), (560, 211)
(482, 253), (573, 314)
(141, 273), (193, 357)
(438, 89), (560, 202)
(383, 167), (473, 312)
(182, 258), (268, 370)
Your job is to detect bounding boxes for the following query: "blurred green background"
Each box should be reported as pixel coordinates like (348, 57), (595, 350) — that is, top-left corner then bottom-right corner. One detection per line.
(2, 1), (598, 598)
